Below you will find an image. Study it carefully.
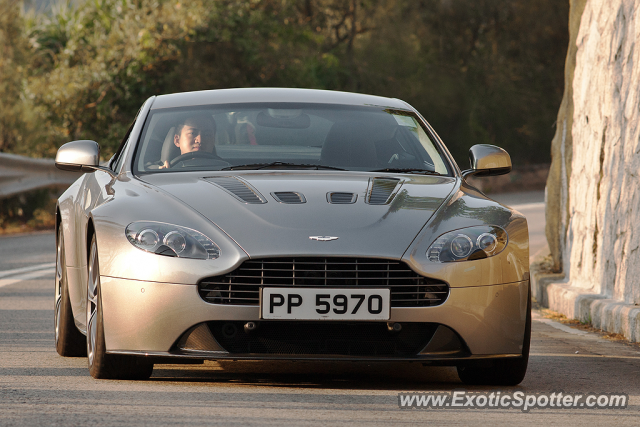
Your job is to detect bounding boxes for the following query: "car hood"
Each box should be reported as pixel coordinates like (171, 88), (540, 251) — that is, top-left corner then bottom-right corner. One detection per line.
(140, 172), (457, 258)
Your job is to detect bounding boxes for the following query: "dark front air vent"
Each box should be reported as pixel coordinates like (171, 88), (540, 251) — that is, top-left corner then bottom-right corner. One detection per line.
(271, 192), (306, 204)
(327, 192), (357, 204)
(198, 257), (449, 308)
(206, 321), (439, 356)
(366, 178), (402, 205)
(205, 176), (267, 204)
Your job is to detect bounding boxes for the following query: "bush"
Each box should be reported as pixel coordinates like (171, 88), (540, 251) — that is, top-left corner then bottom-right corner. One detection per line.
(0, 188), (57, 233)
(6, 0), (567, 167)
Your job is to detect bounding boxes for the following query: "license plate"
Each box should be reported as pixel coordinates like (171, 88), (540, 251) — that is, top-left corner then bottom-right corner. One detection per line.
(260, 288), (390, 320)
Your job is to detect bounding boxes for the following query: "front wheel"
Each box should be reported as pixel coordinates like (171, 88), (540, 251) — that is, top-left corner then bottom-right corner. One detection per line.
(55, 226), (86, 357)
(86, 234), (153, 380)
(456, 289), (531, 386)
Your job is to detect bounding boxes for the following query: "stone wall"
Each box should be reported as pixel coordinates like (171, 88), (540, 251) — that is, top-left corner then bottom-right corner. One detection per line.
(536, 0), (640, 342)
(545, 0), (587, 273)
(570, 0), (640, 304)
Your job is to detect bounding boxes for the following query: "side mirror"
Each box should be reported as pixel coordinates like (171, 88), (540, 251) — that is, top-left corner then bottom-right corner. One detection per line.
(462, 144), (512, 177)
(55, 140), (112, 175)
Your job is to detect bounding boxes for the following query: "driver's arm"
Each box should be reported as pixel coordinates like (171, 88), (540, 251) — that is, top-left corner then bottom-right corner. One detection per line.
(159, 160), (170, 169)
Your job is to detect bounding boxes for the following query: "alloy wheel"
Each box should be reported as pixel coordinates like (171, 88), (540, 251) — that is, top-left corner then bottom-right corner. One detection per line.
(54, 230), (63, 346)
(86, 239), (99, 368)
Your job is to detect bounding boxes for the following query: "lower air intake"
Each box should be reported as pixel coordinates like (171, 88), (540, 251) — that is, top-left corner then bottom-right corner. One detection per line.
(207, 321), (439, 356)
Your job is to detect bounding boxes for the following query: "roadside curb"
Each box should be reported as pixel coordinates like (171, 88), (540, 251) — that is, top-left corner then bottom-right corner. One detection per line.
(531, 250), (640, 343)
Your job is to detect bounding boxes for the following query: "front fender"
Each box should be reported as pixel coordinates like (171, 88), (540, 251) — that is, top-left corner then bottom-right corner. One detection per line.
(403, 181), (529, 287)
(90, 174), (248, 285)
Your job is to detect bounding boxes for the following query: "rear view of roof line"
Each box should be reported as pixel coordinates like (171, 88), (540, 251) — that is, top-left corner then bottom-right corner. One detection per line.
(151, 87), (410, 110)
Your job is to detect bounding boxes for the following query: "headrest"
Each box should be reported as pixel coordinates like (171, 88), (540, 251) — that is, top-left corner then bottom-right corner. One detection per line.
(160, 126), (180, 163)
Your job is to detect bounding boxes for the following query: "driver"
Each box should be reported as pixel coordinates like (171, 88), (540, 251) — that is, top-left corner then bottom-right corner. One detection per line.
(160, 114), (217, 169)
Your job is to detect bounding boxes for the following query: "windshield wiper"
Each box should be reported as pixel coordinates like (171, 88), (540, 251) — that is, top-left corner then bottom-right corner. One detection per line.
(371, 168), (443, 175)
(221, 162), (347, 171)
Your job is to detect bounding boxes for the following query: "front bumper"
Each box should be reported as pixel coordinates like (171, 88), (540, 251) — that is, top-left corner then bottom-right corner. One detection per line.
(100, 276), (528, 361)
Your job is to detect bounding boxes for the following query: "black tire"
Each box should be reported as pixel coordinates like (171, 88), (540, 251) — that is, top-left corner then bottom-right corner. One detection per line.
(457, 287), (531, 386)
(55, 226), (86, 357)
(86, 234), (153, 380)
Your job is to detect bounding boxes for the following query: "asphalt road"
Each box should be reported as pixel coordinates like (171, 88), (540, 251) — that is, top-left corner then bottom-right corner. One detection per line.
(1, 193), (638, 426)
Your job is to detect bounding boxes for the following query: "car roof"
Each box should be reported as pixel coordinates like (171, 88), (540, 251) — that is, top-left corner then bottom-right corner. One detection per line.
(150, 87), (411, 110)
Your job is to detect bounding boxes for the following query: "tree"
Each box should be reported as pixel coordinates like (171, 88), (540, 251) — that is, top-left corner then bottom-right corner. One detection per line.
(0, 0), (32, 154)
(21, 0), (362, 157)
(8, 0), (568, 166)
(24, 0), (211, 157)
(352, 0), (569, 166)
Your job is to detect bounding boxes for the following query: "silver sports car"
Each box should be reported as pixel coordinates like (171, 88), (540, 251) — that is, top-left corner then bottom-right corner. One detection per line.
(54, 88), (529, 385)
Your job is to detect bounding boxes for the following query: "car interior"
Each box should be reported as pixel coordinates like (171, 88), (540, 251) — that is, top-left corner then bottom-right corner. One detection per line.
(137, 107), (444, 173)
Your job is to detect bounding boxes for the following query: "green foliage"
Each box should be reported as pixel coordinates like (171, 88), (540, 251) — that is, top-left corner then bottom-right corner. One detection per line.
(353, 0), (569, 166)
(4, 0), (567, 166)
(24, 0), (212, 157)
(0, 188), (57, 232)
(0, 0), (33, 154)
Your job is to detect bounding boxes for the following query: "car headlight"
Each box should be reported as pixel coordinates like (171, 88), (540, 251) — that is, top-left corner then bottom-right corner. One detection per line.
(427, 225), (507, 262)
(126, 222), (221, 259)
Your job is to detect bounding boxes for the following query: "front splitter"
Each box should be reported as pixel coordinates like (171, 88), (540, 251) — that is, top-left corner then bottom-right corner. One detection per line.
(107, 349), (522, 366)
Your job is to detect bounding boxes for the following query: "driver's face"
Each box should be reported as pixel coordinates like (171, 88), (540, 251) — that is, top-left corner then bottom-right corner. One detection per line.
(174, 118), (216, 155)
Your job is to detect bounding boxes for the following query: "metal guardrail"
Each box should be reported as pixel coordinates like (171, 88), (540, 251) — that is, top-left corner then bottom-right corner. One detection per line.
(0, 151), (550, 199)
(0, 153), (82, 198)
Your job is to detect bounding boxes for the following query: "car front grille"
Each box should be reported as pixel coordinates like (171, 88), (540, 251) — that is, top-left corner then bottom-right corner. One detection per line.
(198, 257), (449, 307)
(206, 321), (439, 356)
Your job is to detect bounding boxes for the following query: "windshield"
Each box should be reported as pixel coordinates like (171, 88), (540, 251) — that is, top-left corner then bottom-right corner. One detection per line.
(134, 103), (452, 175)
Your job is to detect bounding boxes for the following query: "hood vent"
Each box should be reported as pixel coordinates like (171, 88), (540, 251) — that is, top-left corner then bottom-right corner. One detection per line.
(204, 176), (267, 204)
(366, 177), (402, 205)
(271, 192), (306, 204)
(327, 192), (357, 204)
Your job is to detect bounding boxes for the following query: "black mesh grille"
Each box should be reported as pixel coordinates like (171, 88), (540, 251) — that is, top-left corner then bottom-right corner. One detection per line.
(207, 321), (438, 356)
(198, 257), (449, 307)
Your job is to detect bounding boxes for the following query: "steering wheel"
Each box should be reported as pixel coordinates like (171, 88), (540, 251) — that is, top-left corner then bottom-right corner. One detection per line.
(169, 151), (224, 167)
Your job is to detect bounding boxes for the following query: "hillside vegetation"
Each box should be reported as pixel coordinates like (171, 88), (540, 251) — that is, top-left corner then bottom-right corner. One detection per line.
(0, 0), (568, 166)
